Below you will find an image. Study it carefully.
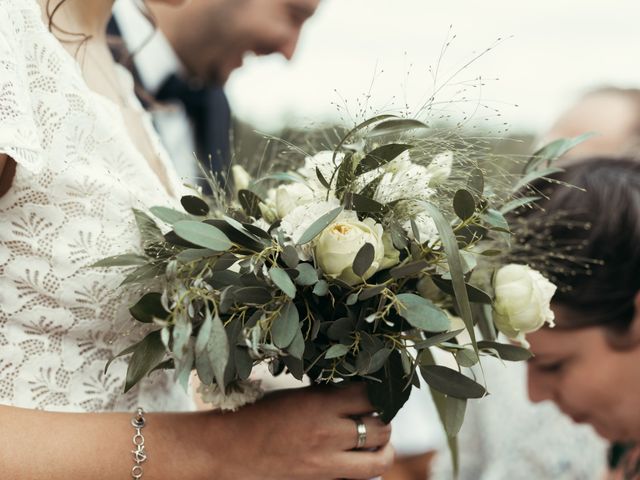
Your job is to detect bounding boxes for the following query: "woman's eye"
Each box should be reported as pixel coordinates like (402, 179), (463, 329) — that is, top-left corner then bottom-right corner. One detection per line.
(538, 362), (563, 373)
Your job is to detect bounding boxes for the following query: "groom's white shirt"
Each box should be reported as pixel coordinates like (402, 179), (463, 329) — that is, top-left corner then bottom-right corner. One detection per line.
(112, 0), (199, 183)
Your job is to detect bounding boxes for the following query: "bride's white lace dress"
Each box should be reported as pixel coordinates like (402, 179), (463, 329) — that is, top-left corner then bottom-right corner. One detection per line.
(0, 0), (194, 412)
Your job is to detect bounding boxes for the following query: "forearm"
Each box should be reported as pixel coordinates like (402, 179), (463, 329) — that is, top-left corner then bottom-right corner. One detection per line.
(0, 153), (16, 197)
(0, 405), (215, 479)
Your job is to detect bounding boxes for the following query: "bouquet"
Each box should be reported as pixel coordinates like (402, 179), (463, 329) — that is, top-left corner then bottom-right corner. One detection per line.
(96, 114), (580, 445)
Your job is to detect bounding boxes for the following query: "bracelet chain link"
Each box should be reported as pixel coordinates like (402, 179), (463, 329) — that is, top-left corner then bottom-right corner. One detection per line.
(131, 407), (147, 479)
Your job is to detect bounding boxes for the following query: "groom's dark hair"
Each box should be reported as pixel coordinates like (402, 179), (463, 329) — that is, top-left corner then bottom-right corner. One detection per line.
(510, 157), (640, 342)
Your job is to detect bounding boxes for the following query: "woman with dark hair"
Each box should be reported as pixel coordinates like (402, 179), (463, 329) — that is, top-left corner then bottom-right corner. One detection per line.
(522, 158), (640, 479)
(0, 0), (393, 478)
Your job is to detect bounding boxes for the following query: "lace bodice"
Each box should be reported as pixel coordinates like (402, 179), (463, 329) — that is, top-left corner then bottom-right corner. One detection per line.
(0, 0), (194, 412)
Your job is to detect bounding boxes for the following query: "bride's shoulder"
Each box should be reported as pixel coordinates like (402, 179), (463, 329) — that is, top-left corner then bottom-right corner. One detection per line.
(0, 0), (42, 45)
(0, 1), (47, 175)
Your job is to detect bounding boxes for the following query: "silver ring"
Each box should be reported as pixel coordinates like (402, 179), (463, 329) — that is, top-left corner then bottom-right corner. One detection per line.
(355, 418), (367, 449)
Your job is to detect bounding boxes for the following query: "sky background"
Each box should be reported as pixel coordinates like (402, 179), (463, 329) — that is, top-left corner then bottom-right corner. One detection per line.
(226, 0), (640, 135)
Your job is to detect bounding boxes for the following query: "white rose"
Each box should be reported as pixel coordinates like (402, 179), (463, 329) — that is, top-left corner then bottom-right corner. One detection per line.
(231, 165), (252, 191)
(493, 264), (557, 344)
(275, 183), (317, 219)
(426, 151), (453, 186)
(315, 218), (386, 285)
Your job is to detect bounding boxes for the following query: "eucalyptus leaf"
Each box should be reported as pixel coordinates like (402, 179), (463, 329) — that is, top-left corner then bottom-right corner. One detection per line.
(233, 287), (272, 305)
(172, 318), (193, 359)
(121, 263), (165, 286)
(92, 253), (148, 268)
(431, 276), (492, 304)
(124, 330), (167, 393)
(272, 303), (300, 349)
(269, 267), (297, 299)
(312, 279), (329, 296)
(367, 118), (428, 137)
(477, 340), (533, 361)
(208, 313), (230, 391)
(104, 343), (138, 374)
(316, 166), (331, 189)
(390, 260), (429, 279)
(369, 348), (392, 374)
(456, 348), (479, 367)
(395, 293), (450, 332)
(354, 144), (412, 176)
(333, 114), (397, 164)
(174, 221), (232, 251)
(129, 292), (169, 323)
(327, 317), (353, 341)
(335, 152), (357, 197)
(281, 245), (300, 269)
(325, 343), (351, 359)
(150, 206), (193, 225)
(453, 189), (476, 221)
(346, 293), (359, 306)
(287, 327), (306, 360)
(343, 193), (385, 214)
(444, 396), (467, 438)
(421, 365), (486, 399)
(353, 243), (375, 277)
(421, 202), (478, 353)
(180, 196), (209, 216)
(176, 248), (217, 264)
(359, 284), (386, 301)
(366, 350), (411, 423)
(526, 132), (595, 172)
(133, 209), (163, 245)
(295, 263), (319, 286)
(297, 207), (343, 245)
(413, 329), (465, 350)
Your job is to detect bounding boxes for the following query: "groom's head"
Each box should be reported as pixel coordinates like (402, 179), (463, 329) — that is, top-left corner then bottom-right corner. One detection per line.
(149, 0), (321, 85)
(540, 87), (640, 162)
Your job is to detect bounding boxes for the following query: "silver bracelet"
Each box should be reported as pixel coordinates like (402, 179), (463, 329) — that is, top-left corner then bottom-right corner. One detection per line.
(131, 407), (148, 479)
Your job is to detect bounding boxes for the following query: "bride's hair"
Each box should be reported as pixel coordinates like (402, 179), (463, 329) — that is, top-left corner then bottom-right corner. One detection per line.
(46, 0), (153, 40)
(512, 157), (640, 342)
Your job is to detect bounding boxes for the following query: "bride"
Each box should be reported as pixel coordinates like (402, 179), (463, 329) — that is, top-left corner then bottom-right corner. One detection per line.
(0, 0), (393, 478)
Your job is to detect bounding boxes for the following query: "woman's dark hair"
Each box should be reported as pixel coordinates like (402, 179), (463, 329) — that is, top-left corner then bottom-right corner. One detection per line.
(512, 157), (640, 336)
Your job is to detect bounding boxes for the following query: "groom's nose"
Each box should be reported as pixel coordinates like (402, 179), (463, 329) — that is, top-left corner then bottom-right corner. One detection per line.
(277, 31), (301, 60)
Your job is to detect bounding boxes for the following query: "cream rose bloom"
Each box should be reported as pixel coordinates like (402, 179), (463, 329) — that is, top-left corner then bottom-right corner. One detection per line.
(493, 264), (557, 344)
(315, 218), (395, 285)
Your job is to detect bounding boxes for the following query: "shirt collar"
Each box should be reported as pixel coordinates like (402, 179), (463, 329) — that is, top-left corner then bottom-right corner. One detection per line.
(112, 0), (185, 95)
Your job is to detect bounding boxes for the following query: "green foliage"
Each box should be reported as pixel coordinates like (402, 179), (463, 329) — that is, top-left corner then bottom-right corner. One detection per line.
(297, 207), (343, 245)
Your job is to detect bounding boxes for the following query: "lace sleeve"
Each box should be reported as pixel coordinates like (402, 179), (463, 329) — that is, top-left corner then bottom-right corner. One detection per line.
(0, 12), (44, 174)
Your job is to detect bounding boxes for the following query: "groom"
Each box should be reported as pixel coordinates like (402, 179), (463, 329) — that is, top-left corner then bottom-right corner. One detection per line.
(110, 0), (320, 184)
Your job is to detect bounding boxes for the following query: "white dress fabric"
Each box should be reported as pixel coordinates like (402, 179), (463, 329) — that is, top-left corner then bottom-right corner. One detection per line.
(0, 0), (194, 412)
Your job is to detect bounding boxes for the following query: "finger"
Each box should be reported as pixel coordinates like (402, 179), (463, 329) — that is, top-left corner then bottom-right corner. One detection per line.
(331, 442), (396, 479)
(332, 415), (392, 451)
(328, 384), (376, 416)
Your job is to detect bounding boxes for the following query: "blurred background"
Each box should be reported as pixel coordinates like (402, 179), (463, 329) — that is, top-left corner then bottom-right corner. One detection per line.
(227, 0), (640, 159)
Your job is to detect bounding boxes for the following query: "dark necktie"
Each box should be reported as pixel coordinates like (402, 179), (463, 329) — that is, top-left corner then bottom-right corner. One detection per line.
(156, 74), (231, 179)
